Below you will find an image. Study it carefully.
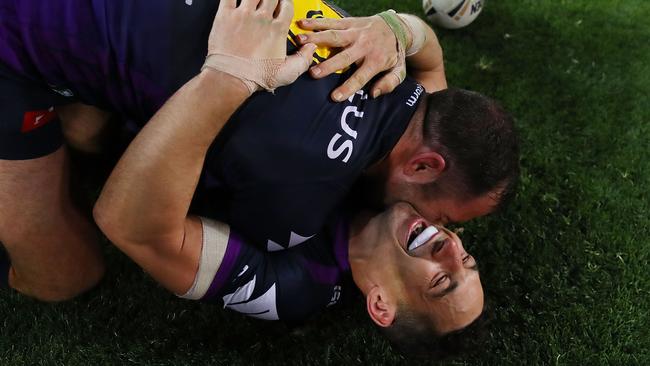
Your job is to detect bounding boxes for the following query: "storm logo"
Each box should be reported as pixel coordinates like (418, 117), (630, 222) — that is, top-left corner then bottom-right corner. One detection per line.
(222, 275), (279, 320)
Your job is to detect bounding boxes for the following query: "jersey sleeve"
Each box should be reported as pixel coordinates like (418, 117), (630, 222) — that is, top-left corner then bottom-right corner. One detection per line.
(179, 217), (346, 324)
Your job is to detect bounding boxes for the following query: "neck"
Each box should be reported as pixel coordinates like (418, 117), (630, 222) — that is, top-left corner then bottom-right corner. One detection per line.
(362, 99), (427, 203)
(347, 211), (376, 295)
(365, 96), (427, 176)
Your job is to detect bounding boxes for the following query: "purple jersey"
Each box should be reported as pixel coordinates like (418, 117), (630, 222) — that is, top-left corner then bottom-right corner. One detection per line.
(0, 0), (424, 250)
(0, 0), (212, 120)
(185, 217), (351, 324)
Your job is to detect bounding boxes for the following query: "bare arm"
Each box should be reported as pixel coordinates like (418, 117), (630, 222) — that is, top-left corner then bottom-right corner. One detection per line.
(402, 15), (447, 92)
(94, 70), (248, 294)
(94, 0), (314, 295)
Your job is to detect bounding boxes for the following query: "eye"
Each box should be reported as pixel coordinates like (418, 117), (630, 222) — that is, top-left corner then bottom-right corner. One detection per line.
(462, 254), (477, 267)
(431, 274), (448, 288)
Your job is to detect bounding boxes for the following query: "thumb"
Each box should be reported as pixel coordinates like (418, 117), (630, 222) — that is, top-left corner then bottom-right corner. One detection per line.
(275, 43), (317, 86)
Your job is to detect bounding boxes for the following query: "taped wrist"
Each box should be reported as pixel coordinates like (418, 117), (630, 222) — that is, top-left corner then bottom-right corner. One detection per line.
(202, 54), (285, 94)
(397, 14), (428, 56)
(377, 9), (408, 83)
(377, 10), (409, 56)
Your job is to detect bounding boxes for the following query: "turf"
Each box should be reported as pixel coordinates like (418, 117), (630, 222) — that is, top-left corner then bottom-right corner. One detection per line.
(1, 0), (649, 364)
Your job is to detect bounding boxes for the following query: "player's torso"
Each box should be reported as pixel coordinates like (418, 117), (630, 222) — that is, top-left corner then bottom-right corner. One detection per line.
(198, 63), (425, 251)
(193, 1), (425, 252)
(0, 0), (426, 251)
(0, 0), (347, 120)
(0, 0), (214, 120)
(214, 217), (352, 324)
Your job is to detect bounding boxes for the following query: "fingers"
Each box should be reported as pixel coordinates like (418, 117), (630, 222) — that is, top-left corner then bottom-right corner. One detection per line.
(370, 70), (402, 98)
(310, 48), (360, 79)
(296, 30), (349, 48)
(275, 0), (294, 26)
(258, 0), (279, 14)
(291, 43), (318, 74)
(297, 17), (350, 31)
(330, 64), (377, 102)
(240, 0), (262, 10)
(276, 43), (318, 86)
(218, 0), (237, 11)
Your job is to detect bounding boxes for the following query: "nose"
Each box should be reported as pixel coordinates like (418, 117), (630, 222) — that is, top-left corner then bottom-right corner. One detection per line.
(439, 237), (463, 272)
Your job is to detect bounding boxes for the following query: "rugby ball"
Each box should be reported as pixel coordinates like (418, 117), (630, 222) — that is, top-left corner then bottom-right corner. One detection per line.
(423, 0), (484, 29)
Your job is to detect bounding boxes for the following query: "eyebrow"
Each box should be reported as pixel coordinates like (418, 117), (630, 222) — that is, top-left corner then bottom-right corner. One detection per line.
(430, 264), (479, 298)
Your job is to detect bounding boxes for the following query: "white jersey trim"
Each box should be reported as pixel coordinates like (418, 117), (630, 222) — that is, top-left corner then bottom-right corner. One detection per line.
(178, 217), (230, 300)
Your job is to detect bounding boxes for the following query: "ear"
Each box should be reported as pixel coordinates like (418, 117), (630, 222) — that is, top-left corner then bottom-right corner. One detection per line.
(402, 151), (446, 184)
(366, 286), (396, 328)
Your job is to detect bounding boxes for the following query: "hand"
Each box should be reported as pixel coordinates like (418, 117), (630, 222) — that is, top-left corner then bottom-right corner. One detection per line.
(296, 15), (408, 101)
(205, 0), (317, 93)
(208, 0), (293, 59)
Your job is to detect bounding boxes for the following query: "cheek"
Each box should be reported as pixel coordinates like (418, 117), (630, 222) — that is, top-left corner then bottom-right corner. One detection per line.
(414, 204), (443, 224)
(398, 258), (436, 287)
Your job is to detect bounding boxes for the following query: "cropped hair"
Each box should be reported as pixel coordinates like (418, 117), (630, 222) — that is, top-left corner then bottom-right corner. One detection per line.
(422, 88), (520, 210)
(381, 302), (492, 359)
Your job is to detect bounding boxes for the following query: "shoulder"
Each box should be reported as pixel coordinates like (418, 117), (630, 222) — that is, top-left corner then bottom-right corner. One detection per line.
(181, 218), (347, 323)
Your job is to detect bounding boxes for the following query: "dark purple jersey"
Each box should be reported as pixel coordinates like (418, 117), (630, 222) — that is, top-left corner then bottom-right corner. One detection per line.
(0, 0), (213, 120)
(182, 216), (351, 324)
(0, 0), (425, 250)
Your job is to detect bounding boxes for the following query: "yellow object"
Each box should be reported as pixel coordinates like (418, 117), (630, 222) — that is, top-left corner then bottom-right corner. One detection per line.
(289, 0), (346, 72)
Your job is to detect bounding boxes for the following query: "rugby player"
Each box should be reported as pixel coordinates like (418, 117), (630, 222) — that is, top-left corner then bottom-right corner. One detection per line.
(0, 0), (421, 299)
(95, 0), (485, 356)
(0, 0), (518, 304)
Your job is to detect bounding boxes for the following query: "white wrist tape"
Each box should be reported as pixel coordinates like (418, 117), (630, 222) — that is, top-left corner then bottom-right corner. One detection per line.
(202, 54), (286, 94)
(398, 14), (428, 57)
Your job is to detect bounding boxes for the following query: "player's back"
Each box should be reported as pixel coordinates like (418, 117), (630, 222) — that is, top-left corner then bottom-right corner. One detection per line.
(0, 0), (426, 252)
(0, 0), (214, 120)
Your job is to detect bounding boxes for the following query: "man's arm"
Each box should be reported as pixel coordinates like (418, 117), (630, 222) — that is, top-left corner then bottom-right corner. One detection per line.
(94, 0), (314, 295)
(401, 14), (447, 92)
(94, 70), (247, 294)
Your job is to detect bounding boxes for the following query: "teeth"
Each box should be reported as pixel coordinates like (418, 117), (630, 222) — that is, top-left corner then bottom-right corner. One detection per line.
(414, 225), (424, 235)
(408, 226), (439, 251)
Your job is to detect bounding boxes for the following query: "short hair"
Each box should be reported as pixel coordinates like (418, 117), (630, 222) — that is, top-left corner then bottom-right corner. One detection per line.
(380, 302), (492, 359)
(422, 88), (520, 210)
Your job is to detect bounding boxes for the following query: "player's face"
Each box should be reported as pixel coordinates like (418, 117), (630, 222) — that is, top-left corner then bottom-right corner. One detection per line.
(359, 202), (484, 334)
(413, 188), (499, 225)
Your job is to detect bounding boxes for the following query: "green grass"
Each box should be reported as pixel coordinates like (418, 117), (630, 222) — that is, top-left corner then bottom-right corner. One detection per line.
(2, 0), (649, 364)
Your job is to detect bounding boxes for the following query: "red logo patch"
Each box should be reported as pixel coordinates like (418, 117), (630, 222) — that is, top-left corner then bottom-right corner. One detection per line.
(22, 107), (57, 133)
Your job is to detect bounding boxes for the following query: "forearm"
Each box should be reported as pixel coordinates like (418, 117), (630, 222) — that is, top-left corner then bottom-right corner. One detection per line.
(95, 70), (248, 246)
(402, 14), (447, 92)
(94, 0), (311, 295)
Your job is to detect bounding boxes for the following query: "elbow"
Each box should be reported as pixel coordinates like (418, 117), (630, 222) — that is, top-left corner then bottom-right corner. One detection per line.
(93, 198), (124, 246)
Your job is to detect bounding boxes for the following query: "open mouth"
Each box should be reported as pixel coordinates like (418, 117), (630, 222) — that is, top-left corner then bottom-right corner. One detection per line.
(406, 220), (440, 252)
